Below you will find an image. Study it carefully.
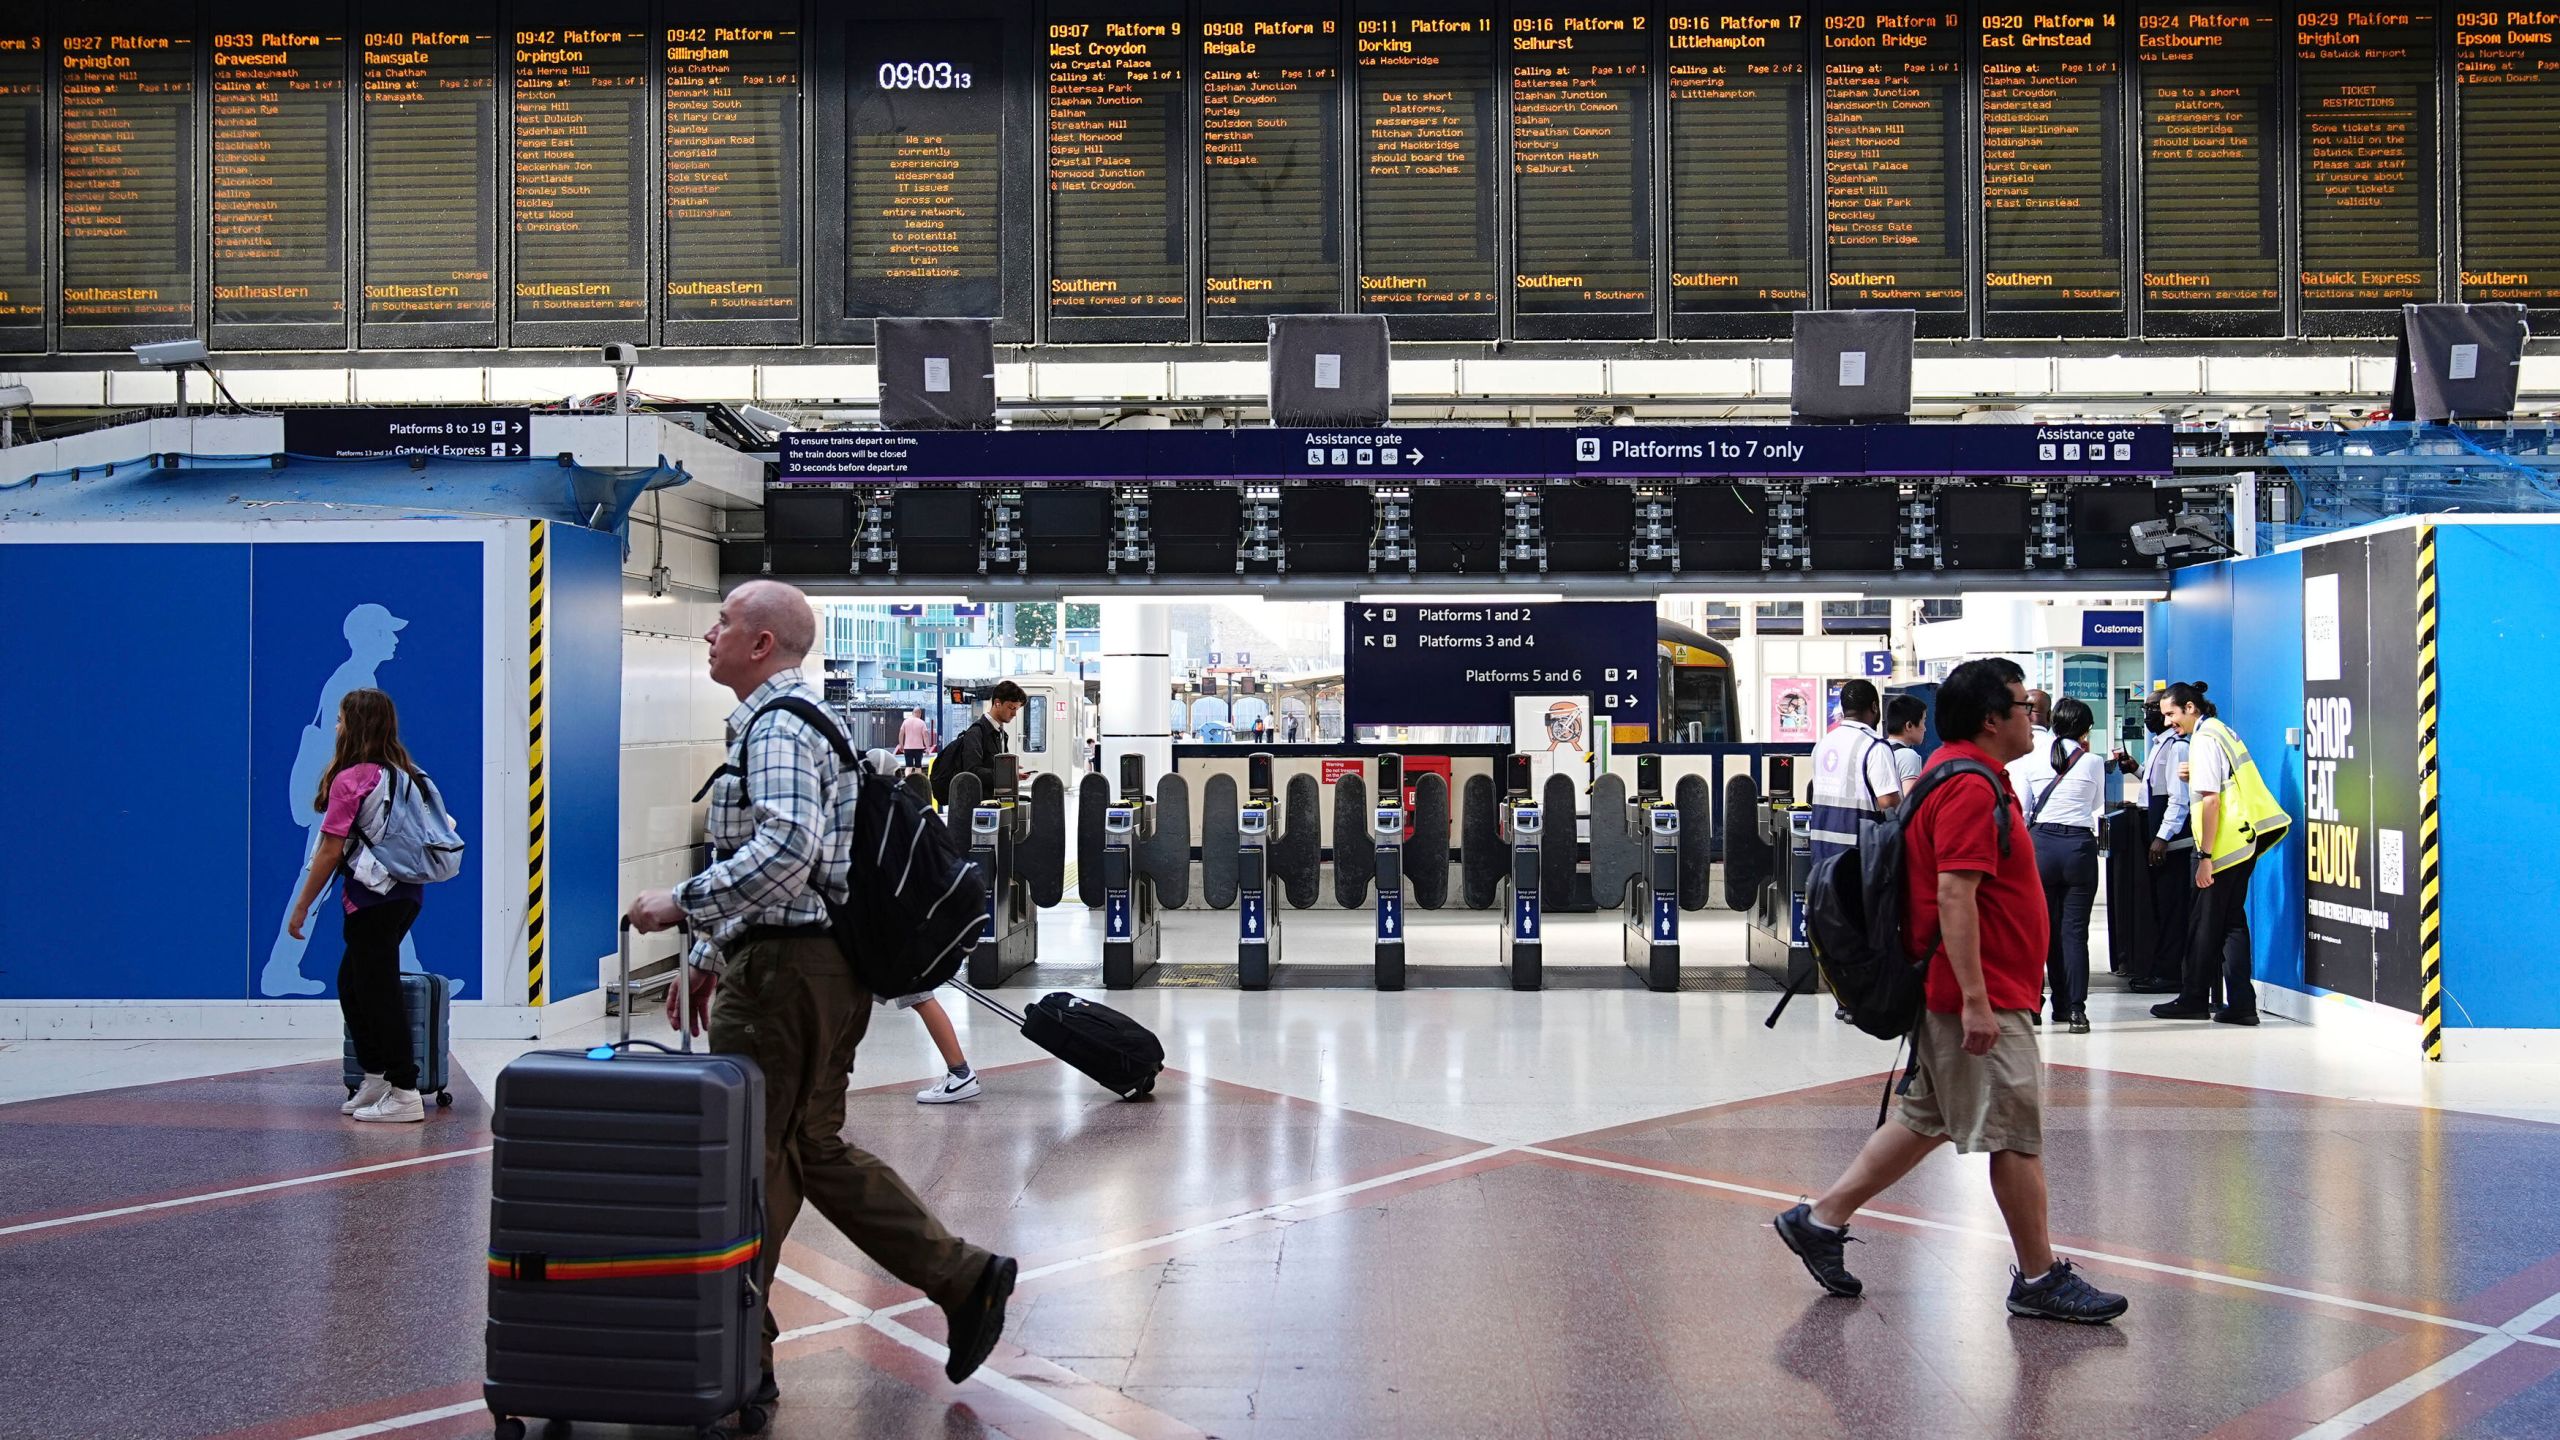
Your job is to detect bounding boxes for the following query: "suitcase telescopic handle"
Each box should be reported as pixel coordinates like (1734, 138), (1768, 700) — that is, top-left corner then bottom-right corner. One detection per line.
(617, 917), (696, 1054)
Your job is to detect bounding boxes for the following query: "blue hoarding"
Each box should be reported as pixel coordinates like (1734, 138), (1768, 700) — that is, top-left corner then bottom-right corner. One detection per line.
(1344, 600), (1659, 734)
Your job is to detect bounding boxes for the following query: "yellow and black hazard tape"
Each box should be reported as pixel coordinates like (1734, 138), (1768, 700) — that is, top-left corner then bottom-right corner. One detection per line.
(2416, 524), (2443, 1061)
(527, 520), (549, 1009)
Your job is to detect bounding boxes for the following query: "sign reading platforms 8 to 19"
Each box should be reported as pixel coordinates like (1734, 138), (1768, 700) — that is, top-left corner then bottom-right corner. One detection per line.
(1344, 599), (1658, 737)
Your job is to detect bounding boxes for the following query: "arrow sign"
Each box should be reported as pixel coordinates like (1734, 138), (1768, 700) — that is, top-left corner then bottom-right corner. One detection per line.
(1361, 608), (1376, 621)
(1407, 449), (1425, 465)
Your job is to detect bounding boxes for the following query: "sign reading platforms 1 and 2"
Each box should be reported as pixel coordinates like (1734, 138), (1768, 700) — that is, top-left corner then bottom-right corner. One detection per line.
(1344, 600), (1658, 738)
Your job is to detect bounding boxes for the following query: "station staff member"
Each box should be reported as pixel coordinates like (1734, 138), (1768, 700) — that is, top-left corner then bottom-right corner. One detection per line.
(1806, 679), (1903, 866)
(2029, 697), (2108, 1033)
(2131, 694), (2194, 994)
(2150, 680), (2290, 1027)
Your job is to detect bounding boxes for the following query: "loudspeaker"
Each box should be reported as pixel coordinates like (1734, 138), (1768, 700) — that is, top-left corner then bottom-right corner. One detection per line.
(1938, 485), (2031, 570)
(1806, 482), (1902, 570)
(2392, 303), (2528, 422)
(876, 317), (997, 430)
(1268, 314), (1390, 426)
(1790, 310), (1915, 423)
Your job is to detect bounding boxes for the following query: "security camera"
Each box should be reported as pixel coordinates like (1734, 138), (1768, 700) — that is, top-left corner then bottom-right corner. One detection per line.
(2130, 512), (2233, 558)
(132, 339), (210, 368)
(0, 384), (30, 408)
(600, 342), (641, 368)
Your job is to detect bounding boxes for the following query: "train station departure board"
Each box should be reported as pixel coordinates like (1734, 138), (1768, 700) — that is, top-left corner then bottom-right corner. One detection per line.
(60, 26), (197, 331)
(212, 17), (346, 329)
(1201, 8), (1343, 332)
(2297, 8), (2437, 314)
(0, 32), (40, 336)
(1979, 7), (2123, 329)
(663, 12), (802, 326)
(1667, 8), (1811, 325)
(360, 22), (496, 328)
(1045, 10), (1189, 333)
(1820, 6), (1966, 321)
(2138, 7), (2280, 331)
(2456, 13), (2560, 306)
(845, 19), (1009, 322)
(1356, 8), (1499, 330)
(1511, 8), (1653, 332)
(512, 17), (648, 326)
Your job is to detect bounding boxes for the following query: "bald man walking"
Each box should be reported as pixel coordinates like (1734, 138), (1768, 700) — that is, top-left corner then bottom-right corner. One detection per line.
(629, 581), (1015, 1408)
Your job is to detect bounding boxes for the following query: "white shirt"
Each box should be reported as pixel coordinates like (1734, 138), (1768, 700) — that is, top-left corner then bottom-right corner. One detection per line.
(2006, 725), (2056, 798)
(2027, 738), (2106, 832)
(1889, 739), (1924, 788)
(2142, 732), (2192, 841)
(2187, 722), (2232, 796)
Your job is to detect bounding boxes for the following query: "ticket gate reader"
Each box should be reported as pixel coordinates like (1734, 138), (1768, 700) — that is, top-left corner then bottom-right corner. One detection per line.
(1373, 753), (1407, 991)
(967, 757), (1038, 987)
(1237, 753), (1281, 989)
(1102, 757), (1160, 989)
(1623, 759), (1681, 991)
(1744, 802), (1817, 990)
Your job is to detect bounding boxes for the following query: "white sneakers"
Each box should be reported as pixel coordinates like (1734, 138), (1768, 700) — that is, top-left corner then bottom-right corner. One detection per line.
(917, 1072), (982, 1105)
(343, 1075), (392, 1115)
(353, 1087), (427, 1123)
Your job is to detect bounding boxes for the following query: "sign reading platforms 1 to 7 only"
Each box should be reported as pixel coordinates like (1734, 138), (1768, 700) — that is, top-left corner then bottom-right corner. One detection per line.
(1344, 600), (1658, 738)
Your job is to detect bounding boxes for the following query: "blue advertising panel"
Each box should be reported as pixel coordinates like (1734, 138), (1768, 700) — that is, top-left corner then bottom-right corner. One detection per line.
(1344, 600), (1659, 733)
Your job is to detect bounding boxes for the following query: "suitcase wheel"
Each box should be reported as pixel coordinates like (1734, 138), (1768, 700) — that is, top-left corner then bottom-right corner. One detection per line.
(735, 1404), (770, 1435)
(436, 1090), (454, 1109)
(490, 1419), (526, 1440)
(541, 1422), (572, 1440)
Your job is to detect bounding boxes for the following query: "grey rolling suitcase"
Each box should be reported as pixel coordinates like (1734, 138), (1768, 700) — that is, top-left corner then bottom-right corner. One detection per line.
(341, 970), (455, 1108)
(484, 923), (770, 1440)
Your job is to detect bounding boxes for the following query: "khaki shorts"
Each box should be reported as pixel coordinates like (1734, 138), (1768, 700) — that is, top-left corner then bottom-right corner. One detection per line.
(1897, 1007), (2044, 1156)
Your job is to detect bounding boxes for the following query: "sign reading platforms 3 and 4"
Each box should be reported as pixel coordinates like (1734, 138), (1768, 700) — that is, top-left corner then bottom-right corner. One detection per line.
(1344, 600), (1658, 735)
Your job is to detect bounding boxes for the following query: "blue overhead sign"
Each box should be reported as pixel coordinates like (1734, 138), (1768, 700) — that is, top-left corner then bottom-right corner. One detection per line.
(1344, 601), (1660, 735)
(777, 423), (2175, 484)
(2081, 610), (2146, 647)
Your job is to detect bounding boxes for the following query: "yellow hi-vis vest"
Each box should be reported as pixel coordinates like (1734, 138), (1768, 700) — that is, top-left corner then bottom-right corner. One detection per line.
(2195, 716), (2290, 873)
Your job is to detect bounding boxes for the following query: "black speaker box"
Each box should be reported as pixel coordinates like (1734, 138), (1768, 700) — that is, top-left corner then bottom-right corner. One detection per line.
(1937, 485), (2031, 570)
(2392, 303), (2528, 422)
(877, 317), (997, 430)
(1268, 315), (1391, 426)
(1791, 310), (1915, 422)
(1806, 483), (1902, 571)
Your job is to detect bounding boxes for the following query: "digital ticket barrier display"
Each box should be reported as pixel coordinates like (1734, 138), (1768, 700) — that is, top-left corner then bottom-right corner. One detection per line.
(1496, 754), (1543, 990)
(1102, 754), (1160, 989)
(967, 754), (1037, 987)
(1373, 753), (1407, 991)
(1624, 756), (1682, 990)
(1237, 751), (1282, 990)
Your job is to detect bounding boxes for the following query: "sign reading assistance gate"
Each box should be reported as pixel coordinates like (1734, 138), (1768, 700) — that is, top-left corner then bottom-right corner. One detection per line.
(1344, 600), (1658, 736)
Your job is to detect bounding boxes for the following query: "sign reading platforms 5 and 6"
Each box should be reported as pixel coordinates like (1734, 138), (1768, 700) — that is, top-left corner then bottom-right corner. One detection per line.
(1344, 600), (1658, 736)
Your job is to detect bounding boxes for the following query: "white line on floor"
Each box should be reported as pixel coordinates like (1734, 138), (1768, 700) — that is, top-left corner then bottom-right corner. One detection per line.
(2292, 1289), (2560, 1438)
(289, 1398), (485, 1440)
(0, 1146), (495, 1239)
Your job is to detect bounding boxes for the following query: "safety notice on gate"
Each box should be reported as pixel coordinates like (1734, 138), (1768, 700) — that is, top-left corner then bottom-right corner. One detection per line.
(1343, 600), (1657, 737)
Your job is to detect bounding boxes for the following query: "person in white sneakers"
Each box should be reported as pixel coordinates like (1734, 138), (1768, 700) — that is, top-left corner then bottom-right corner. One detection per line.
(899, 991), (982, 1103)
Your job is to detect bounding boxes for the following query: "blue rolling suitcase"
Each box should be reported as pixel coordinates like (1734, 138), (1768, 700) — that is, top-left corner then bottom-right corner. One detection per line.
(484, 924), (769, 1440)
(342, 970), (455, 1108)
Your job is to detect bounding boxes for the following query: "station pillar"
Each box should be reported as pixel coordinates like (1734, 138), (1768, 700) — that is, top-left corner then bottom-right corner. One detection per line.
(1101, 601), (1174, 784)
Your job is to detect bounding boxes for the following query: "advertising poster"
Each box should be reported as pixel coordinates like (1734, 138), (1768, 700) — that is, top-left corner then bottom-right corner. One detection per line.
(2298, 533), (2422, 1009)
(1825, 679), (1848, 729)
(1769, 677), (1818, 742)
(1512, 693), (1594, 791)
(2363, 528), (2425, 1009)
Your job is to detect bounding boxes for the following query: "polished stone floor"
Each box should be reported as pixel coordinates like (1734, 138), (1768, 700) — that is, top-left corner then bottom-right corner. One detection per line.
(6, 906), (2560, 1440)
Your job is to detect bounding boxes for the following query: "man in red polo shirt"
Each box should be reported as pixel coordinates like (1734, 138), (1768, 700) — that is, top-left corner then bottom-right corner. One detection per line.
(1773, 657), (2129, 1324)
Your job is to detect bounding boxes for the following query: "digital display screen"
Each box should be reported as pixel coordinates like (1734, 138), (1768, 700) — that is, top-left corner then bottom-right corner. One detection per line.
(1356, 8), (1499, 322)
(212, 18), (346, 328)
(1045, 12), (1189, 326)
(663, 11), (801, 323)
(2138, 7), (2278, 324)
(512, 17), (648, 323)
(2298, 7), (2438, 312)
(0, 33), (42, 333)
(1980, 7), (2123, 320)
(846, 19), (1008, 320)
(2456, 14), (2560, 306)
(1667, 7), (1811, 318)
(1201, 9), (1343, 322)
(1821, 6), (1966, 316)
(60, 26), (197, 329)
(1511, 8), (1653, 323)
(360, 22), (496, 326)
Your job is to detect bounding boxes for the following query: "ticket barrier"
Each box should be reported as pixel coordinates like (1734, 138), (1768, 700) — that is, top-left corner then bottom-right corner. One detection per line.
(1744, 802), (1817, 992)
(1237, 753), (1282, 990)
(1102, 755), (1160, 990)
(1373, 754), (1407, 991)
(966, 756), (1038, 988)
(1623, 758), (1681, 991)
(1495, 757), (1542, 990)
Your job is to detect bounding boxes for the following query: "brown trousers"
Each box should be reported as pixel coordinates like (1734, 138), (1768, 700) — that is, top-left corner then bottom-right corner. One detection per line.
(709, 936), (990, 1366)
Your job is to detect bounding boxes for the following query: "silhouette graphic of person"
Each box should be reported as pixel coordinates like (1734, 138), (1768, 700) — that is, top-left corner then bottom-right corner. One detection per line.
(261, 604), (441, 997)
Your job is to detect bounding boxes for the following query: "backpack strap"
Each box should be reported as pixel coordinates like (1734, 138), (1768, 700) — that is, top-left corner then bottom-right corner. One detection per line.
(690, 695), (860, 802)
(2028, 743), (2087, 826)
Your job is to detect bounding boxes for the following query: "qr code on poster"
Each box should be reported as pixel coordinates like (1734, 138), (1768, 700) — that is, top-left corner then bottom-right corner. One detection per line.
(2377, 829), (2405, 897)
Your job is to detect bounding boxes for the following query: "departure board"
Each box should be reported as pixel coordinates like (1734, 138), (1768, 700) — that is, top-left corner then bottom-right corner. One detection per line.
(512, 19), (648, 324)
(59, 27), (197, 330)
(1667, 8), (1811, 320)
(1511, 9), (1653, 327)
(1356, 9), (1500, 324)
(846, 20), (1008, 319)
(360, 23), (496, 327)
(1821, 7), (1966, 316)
(2456, 14), (2560, 305)
(1045, 12), (1189, 328)
(2138, 7), (2278, 325)
(2298, 8), (2438, 313)
(1200, 10), (1342, 325)
(1979, 8), (2123, 323)
(0, 33), (40, 333)
(212, 20), (346, 328)
(664, 12), (800, 324)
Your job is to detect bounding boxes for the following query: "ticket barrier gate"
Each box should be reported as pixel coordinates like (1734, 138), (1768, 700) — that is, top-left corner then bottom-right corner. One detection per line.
(1237, 753), (1282, 990)
(1495, 758), (1542, 990)
(1744, 802), (1817, 992)
(1102, 755), (1160, 990)
(1373, 754), (1407, 991)
(966, 757), (1038, 988)
(1623, 758), (1681, 991)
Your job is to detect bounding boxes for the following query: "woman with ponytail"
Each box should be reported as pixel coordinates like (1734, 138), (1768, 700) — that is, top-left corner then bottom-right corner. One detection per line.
(2028, 696), (2107, 1031)
(2150, 681), (2291, 1026)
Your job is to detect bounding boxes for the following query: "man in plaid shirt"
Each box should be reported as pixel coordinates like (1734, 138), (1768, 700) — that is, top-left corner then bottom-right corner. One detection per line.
(629, 580), (1016, 1404)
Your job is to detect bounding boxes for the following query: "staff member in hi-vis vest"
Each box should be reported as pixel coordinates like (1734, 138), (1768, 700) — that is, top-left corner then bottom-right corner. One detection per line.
(2150, 681), (2291, 1026)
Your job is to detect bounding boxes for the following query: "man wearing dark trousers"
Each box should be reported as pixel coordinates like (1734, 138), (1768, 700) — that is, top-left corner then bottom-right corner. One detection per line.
(1772, 657), (2129, 1325)
(630, 580), (1016, 1409)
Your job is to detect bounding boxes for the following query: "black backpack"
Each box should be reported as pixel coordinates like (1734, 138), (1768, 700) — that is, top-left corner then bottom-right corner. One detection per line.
(707, 696), (987, 1000)
(1767, 758), (2011, 1043)
(927, 721), (983, 807)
